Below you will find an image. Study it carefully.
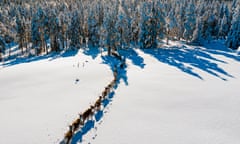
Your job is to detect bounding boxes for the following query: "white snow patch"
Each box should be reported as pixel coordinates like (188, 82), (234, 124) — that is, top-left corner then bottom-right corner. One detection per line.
(0, 51), (112, 144)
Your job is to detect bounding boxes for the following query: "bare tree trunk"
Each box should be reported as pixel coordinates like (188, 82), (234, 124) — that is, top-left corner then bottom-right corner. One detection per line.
(108, 46), (111, 56)
(8, 44), (10, 58)
(0, 52), (2, 62)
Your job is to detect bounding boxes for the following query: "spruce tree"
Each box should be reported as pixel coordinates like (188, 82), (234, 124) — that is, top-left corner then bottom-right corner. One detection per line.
(226, 2), (240, 50)
(183, 1), (196, 42)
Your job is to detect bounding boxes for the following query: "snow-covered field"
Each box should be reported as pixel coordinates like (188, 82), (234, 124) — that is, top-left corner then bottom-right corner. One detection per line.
(1, 41), (240, 144)
(0, 50), (113, 144)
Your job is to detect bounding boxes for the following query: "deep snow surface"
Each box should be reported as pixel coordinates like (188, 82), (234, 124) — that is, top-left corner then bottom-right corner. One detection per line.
(0, 50), (112, 144)
(0, 41), (240, 144)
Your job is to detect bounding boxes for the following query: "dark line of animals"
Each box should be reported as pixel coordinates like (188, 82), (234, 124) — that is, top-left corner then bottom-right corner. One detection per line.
(63, 52), (126, 144)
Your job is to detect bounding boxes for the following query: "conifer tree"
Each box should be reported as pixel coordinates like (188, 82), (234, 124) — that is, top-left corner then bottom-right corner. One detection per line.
(183, 1), (196, 42)
(226, 2), (240, 49)
(16, 14), (25, 54)
(88, 3), (99, 47)
(31, 7), (46, 55)
(69, 11), (83, 49)
(0, 37), (5, 61)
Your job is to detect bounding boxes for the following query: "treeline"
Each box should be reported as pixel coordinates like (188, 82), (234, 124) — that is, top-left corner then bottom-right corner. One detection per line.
(0, 0), (239, 60)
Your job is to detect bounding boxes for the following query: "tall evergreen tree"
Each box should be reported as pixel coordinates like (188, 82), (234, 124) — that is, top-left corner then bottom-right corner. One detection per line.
(140, 1), (161, 49)
(166, 9), (177, 44)
(69, 11), (83, 49)
(192, 17), (204, 45)
(31, 7), (46, 55)
(16, 14), (26, 54)
(88, 3), (100, 47)
(0, 37), (5, 61)
(183, 1), (196, 42)
(48, 9), (61, 52)
(218, 4), (230, 39)
(104, 0), (119, 55)
(226, 2), (240, 49)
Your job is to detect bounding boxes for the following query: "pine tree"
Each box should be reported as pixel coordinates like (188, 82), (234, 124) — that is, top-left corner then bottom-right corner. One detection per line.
(155, 1), (166, 43)
(192, 17), (204, 45)
(183, 1), (196, 42)
(0, 37), (5, 61)
(104, 0), (119, 55)
(204, 11), (219, 43)
(58, 12), (69, 50)
(140, 1), (160, 49)
(48, 9), (60, 52)
(31, 7), (46, 55)
(97, 0), (105, 53)
(16, 14), (25, 54)
(166, 9), (177, 44)
(218, 4), (230, 39)
(130, 2), (140, 45)
(117, 0), (131, 49)
(140, 2), (151, 48)
(212, 0), (221, 38)
(88, 3), (99, 47)
(69, 11), (83, 49)
(175, 0), (186, 40)
(226, 2), (240, 50)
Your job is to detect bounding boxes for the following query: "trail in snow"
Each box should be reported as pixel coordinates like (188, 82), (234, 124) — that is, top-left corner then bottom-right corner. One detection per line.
(60, 53), (127, 144)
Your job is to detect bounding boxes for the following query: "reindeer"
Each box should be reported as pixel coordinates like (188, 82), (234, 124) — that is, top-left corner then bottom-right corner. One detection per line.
(102, 86), (111, 99)
(64, 125), (73, 144)
(72, 118), (80, 132)
(106, 86), (111, 93)
(94, 96), (103, 111)
(102, 88), (108, 98)
(111, 51), (122, 60)
(107, 81), (114, 89)
(109, 80), (116, 89)
(113, 69), (118, 81)
(79, 105), (95, 125)
(120, 61), (125, 69)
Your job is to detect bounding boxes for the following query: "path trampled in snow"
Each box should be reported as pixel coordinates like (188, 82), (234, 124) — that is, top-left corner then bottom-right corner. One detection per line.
(60, 55), (125, 144)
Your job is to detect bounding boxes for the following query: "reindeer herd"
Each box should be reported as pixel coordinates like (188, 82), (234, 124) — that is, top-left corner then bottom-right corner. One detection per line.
(63, 61), (125, 143)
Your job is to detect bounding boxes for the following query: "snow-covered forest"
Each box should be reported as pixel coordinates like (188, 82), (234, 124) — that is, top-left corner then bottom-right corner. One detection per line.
(0, 0), (239, 61)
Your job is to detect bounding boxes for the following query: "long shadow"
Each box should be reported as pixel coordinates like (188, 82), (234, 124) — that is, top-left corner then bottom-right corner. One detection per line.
(101, 55), (129, 86)
(119, 48), (146, 69)
(83, 46), (101, 60)
(101, 47), (147, 86)
(95, 110), (104, 122)
(102, 91), (115, 108)
(141, 45), (234, 81)
(1, 50), (79, 67)
(68, 90), (117, 144)
(71, 120), (95, 144)
(201, 41), (240, 62)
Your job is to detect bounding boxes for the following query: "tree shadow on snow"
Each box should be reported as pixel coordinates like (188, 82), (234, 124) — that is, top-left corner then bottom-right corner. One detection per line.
(119, 48), (146, 69)
(101, 55), (128, 86)
(82, 46), (101, 60)
(1, 50), (79, 67)
(141, 44), (234, 81)
(100, 48), (147, 87)
(201, 41), (240, 62)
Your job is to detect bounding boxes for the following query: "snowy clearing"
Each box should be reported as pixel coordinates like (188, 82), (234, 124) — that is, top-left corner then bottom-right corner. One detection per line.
(0, 50), (112, 144)
(0, 41), (240, 144)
